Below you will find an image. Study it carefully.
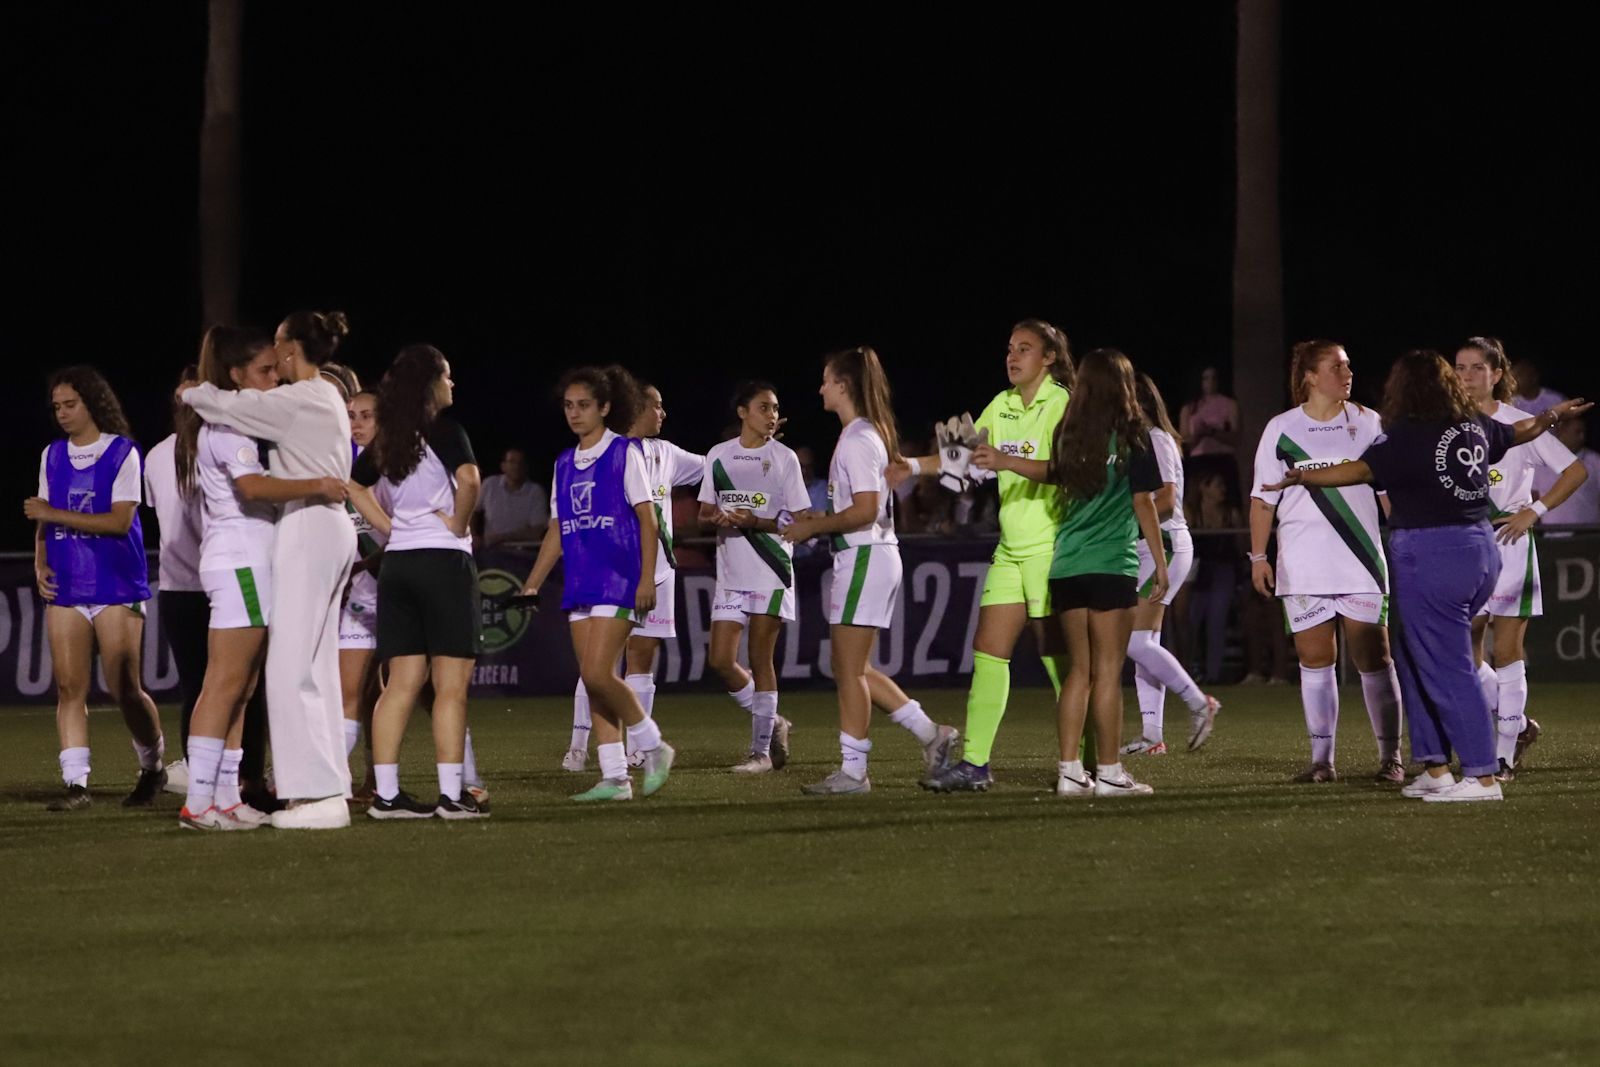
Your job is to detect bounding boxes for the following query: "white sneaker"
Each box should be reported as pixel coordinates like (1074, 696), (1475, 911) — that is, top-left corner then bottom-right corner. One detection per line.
(1188, 695), (1221, 751)
(1094, 770), (1155, 797)
(1401, 771), (1456, 798)
(163, 758), (189, 794)
(561, 749), (588, 773)
(1056, 771), (1096, 798)
(270, 795), (352, 829)
(218, 802), (270, 828)
(1422, 778), (1504, 803)
(731, 752), (774, 774)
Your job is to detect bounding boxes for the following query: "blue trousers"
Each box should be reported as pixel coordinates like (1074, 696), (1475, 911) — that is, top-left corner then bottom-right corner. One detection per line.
(1388, 523), (1501, 778)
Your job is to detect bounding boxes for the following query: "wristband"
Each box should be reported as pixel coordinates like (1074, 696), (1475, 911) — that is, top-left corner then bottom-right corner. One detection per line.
(1529, 501), (1548, 518)
(906, 457), (922, 476)
(1246, 552), (1268, 563)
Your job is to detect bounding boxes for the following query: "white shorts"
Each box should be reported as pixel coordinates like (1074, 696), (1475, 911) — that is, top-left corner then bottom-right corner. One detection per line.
(827, 545), (902, 629)
(632, 577), (676, 639)
(1280, 591), (1388, 635)
(1478, 536), (1542, 618)
(65, 602), (143, 624)
(339, 596), (378, 650)
(567, 604), (641, 625)
(201, 566), (272, 629)
(1136, 538), (1195, 607)
(711, 579), (797, 624)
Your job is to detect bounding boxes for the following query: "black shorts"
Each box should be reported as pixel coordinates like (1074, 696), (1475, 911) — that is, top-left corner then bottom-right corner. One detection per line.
(1049, 573), (1138, 612)
(376, 549), (481, 659)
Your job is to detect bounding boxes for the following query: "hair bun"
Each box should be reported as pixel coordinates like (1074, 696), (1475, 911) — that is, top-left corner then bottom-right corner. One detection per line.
(317, 310), (351, 342)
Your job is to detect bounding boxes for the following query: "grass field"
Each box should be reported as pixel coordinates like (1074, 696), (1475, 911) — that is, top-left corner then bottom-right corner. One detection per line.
(2, 683), (1597, 1066)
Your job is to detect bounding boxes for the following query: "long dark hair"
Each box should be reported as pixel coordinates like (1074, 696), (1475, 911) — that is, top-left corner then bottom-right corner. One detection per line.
(1458, 336), (1518, 403)
(824, 346), (902, 464)
(1049, 348), (1149, 500)
(559, 365), (644, 435)
(1013, 319), (1075, 390)
(1382, 350), (1478, 426)
(374, 344), (449, 482)
(176, 325), (273, 493)
(48, 366), (133, 439)
(279, 309), (349, 366)
(1135, 372), (1181, 446)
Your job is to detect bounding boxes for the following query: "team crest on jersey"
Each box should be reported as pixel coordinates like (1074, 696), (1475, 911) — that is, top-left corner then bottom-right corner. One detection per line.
(570, 481), (593, 516)
(762, 458), (771, 476)
(1347, 426), (1358, 440)
(67, 488), (95, 513)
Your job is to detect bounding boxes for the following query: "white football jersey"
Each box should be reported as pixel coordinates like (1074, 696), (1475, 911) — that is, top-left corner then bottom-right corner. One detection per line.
(698, 437), (811, 592)
(1252, 404), (1387, 595)
(1150, 428), (1188, 534)
(197, 423), (276, 572)
(1485, 403), (1576, 516)
(828, 418), (897, 548)
(638, 436), (704, 582)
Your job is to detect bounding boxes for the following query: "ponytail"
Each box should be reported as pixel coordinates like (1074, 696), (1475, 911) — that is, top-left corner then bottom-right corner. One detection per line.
(825, 346), (902, 464)
(1013, 319), (1075, 390)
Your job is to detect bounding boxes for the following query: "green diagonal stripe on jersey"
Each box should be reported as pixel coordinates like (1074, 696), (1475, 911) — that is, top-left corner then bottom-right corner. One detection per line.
(653, 501), (677, 570)
(712, 459), (793, 587)
(841, 546), (872, 625)
(1275, 434), (1388, 590)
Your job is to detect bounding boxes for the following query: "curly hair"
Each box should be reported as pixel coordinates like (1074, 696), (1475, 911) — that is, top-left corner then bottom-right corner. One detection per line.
(374, 344), (449, 482)
(1012, 319), (1075, 390)
(47, 366), (132, 440)
(1049, 348), (1149, 500)
(1381, 350), (1478, 426)
(559, 365), (644, 435)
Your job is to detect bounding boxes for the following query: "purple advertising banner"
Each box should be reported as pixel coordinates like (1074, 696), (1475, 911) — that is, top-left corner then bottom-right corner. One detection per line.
(2, 531), (1597, 704)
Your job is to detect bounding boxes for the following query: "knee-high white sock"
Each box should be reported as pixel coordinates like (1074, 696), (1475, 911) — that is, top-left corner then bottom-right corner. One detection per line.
(751, 690), (779, 754)
(1133, 664), (1166, 743)
(184, 736), (225, 813)
(728, 678), (756, 712)
(1299, 665), (1339, 767)
(625, 673), (657, 717)
(216, 748), (243, 809)
(1127, 629), (1206, 711)
(59, 746), (90, 788)
(462, 728), (481, 788)
(570, 679), (592, 752)
(1494, 661), (1528, 765)
(343, 718), (361, 758)
(1359, 665), (1403, 765)
(1477, 661), (1498, 713)
(888, 700), (938, 746)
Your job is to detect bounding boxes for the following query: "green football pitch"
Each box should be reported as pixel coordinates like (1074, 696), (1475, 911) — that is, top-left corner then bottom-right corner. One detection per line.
(3, 684), (1596, 1066)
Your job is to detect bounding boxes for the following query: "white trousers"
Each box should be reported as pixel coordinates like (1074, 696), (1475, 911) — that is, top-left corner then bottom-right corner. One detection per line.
(266, 504), (357, 800)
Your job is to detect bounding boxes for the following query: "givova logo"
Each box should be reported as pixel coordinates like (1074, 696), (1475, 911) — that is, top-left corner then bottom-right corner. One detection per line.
(477, 568), (535, 654)
(563, 479), (614, 533)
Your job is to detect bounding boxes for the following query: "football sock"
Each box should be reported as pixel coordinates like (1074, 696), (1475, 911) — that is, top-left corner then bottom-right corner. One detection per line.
(961, 651), (1010, 766)
(1299, 664), (1339, 767)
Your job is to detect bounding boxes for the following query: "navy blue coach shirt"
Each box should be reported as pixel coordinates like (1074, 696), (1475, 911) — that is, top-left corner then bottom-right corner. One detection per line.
(1360, 415), (1517, 529)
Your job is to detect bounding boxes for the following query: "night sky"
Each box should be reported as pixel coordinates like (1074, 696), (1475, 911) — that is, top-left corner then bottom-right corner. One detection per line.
(5, 3), (1589, 548)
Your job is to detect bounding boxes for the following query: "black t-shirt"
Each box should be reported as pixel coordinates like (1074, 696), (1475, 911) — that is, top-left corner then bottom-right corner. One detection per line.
(1360, 414), (1517, 529)
(352, 417), (476, 487)
(1128, 437), (1163, 495)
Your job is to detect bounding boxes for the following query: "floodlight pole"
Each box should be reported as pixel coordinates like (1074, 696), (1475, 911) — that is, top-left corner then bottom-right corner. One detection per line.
(200, 0), (244, 330)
